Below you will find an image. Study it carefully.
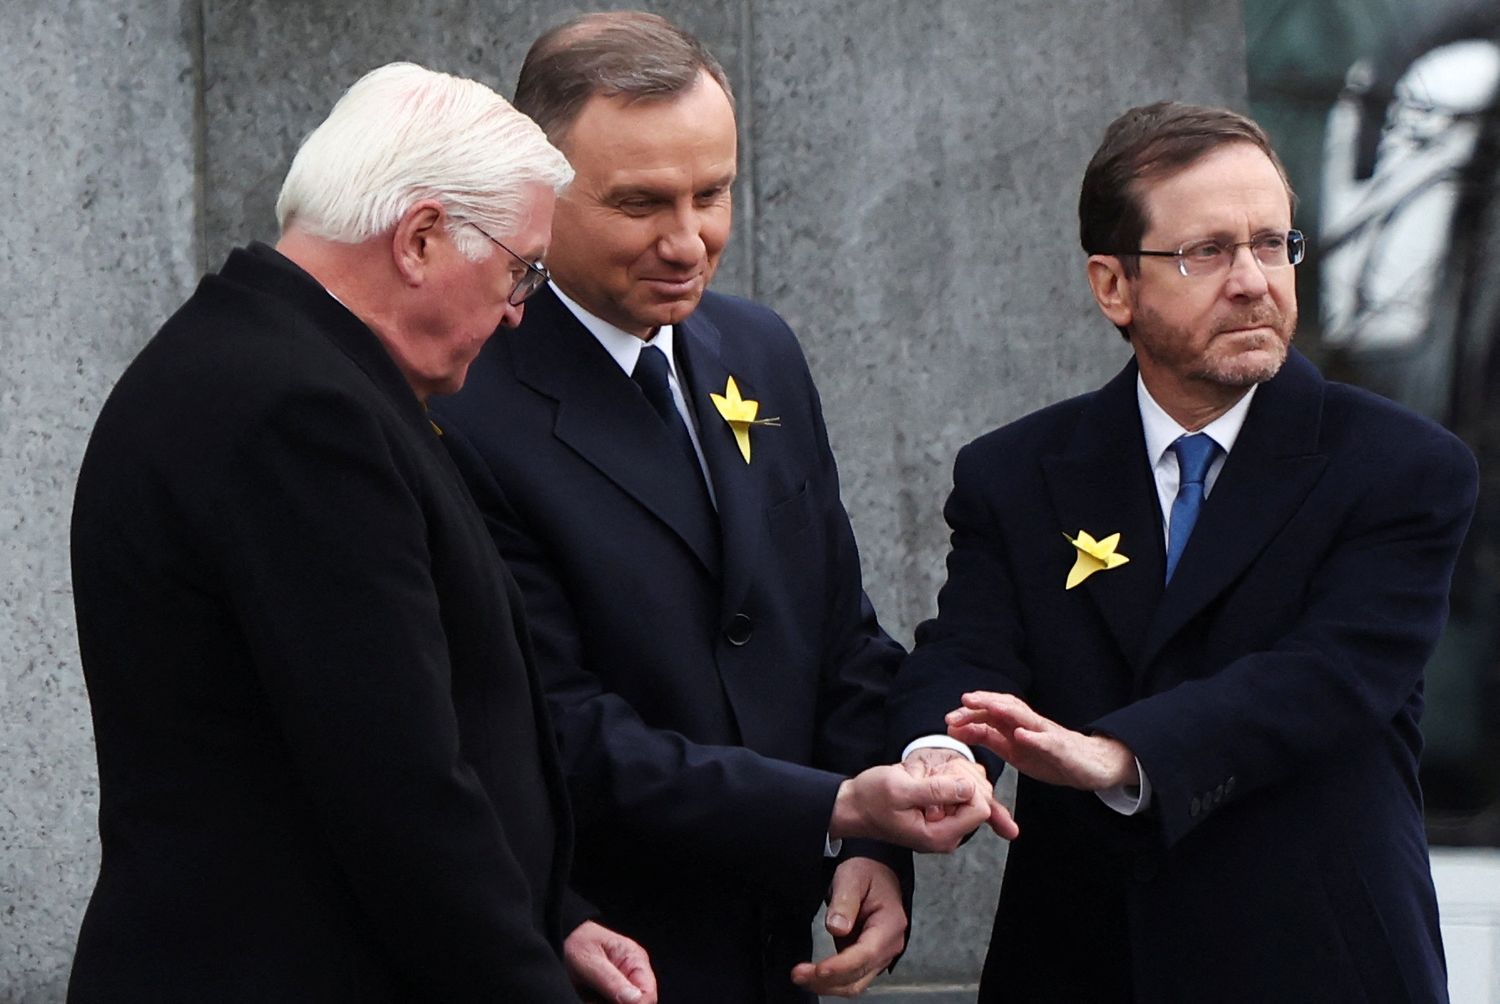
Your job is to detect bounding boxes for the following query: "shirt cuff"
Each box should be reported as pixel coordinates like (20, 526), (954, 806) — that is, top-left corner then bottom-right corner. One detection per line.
(1096, 757), (1152, 815)
(900, 734), (977, 763)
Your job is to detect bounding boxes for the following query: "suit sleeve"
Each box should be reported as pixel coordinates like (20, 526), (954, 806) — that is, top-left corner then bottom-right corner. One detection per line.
(1093, 426), (1478, 848)
(440, 418), (846, 902)
(795, 360), (913, 887)
(210, 389), (578, 1001)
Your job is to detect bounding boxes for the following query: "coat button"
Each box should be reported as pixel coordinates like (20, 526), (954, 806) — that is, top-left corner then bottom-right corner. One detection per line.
(1214, 783), (1225, 802)
(725, 613), (753, 646)
(1189, 796), (1202, 818)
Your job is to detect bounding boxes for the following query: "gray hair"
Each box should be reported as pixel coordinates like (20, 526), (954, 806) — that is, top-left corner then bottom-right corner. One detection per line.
(514, 11), (734, 147)
(275, 62), (573, 260)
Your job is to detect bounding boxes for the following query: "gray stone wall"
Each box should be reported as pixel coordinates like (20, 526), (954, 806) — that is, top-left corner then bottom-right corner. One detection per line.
(0, 2), (1244, 998)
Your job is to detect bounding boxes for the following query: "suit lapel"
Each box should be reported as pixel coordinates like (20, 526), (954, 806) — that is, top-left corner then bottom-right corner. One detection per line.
(676, 310), (763, 621)
(1042, 361), (1165, 670)
(1138, 350), (1328, 667)
(511, 289), (721, 576)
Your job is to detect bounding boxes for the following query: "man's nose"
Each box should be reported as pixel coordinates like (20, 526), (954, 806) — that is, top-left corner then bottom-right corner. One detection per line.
(656, 206), (707, 265)
(1223, 243), (1270, 299)
(497, 299), (526, 330)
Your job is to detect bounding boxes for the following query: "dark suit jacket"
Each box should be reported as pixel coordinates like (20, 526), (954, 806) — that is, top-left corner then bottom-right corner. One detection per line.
(434, 286), (905, 1003)
(890, 350), (1476, 1003)
(69, 244), (580, 1002)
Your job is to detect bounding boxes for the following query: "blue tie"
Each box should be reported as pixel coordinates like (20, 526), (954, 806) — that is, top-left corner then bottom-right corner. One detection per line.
(1165, 433), (1219, 583)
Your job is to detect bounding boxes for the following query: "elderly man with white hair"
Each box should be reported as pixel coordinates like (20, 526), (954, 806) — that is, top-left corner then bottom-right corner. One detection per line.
(68, 62), (655, 1003)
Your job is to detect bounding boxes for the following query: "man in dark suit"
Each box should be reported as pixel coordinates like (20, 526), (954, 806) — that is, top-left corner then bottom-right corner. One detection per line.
(69, 62), (655, 1003)
(890, 102), (1477, 1002)
(434, 12), (999, 1002)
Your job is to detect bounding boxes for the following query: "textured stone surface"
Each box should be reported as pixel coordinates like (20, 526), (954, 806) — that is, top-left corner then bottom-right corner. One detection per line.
(750, 0), (1246, 983)
(1, 2), (199, 999)
(1, 1), (1247, 998)
(197, 0), (754, 292)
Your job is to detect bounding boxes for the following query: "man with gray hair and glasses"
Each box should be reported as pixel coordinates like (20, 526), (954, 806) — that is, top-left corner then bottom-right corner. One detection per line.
(69, 62), (655, 1003)
(434, 10), (1003, 1002)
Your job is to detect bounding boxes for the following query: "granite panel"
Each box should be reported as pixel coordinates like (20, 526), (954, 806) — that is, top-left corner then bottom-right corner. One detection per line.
(1, 2), (199, 999)
(198, 0), (754, 294)
(751, 0), (1246, 981)
(0, 0), (1251, 996)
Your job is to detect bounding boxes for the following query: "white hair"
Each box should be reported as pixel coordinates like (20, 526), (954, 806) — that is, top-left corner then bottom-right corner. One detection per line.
(275, 62), (573, 260)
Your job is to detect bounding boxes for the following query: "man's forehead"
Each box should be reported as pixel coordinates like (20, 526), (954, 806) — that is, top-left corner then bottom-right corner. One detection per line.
(1137, 144), (1292, 234)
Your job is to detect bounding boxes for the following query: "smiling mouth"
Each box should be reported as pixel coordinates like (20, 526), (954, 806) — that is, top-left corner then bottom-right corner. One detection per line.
(643, 276), (701, 294)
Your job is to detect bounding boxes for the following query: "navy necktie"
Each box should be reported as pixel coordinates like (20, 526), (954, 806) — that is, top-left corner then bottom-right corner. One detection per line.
(632, 344), (702, 476)
(1165, 433), (1219, 583)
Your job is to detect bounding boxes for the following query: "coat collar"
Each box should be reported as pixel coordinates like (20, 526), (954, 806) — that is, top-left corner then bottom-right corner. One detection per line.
(510, 287), (721, 576)
(1042, 358), (1165, 669)
(214, 243), (438, 446)
(1042, 348), (1328, 673)
(674, 304), (766, 623)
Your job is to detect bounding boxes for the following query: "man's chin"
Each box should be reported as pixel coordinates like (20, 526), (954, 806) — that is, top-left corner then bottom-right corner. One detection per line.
(1201, 345), (1287, 387)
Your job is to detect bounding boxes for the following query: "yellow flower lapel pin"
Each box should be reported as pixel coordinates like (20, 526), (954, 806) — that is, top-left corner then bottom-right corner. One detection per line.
(710, 376), (780, 463)
(1063, 530), (1130, 589)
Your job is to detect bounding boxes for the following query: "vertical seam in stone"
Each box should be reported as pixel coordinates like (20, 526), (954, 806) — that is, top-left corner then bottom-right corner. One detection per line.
(189, 0), (207, 276)
(739, 0), (757, 300)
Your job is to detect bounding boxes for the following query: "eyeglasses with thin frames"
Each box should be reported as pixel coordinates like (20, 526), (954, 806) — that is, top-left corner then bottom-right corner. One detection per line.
(1109, 230), (1306, 278)
(467, 223), (550, 305)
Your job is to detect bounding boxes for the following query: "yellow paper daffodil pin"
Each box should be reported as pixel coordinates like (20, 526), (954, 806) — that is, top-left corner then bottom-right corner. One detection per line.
(1063, 530), (1130, 589)
(710, 376), (780, 463)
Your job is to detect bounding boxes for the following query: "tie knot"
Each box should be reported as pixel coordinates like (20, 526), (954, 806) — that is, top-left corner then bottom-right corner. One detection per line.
(1171, 433), (1218, 485)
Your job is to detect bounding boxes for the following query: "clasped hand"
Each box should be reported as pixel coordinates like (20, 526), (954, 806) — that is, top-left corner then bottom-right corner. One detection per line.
(829, 761), (1016, 851)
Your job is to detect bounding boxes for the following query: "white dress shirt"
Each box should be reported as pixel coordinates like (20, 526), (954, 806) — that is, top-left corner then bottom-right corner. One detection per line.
(907, 378), (1259, 818)
(551, 284), (717, 508)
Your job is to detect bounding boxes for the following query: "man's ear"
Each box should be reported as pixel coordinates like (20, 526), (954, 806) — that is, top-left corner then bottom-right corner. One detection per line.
(391, 200), (446, 286)
(1086, 254), (1134, 331)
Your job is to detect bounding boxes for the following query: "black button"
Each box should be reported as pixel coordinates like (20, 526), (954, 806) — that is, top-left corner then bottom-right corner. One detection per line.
(1189, 796), (1201, 818)
(1225, 776), (1236, 795)
(1214, 783), (1225, 802)
(725, 613), (753, 646)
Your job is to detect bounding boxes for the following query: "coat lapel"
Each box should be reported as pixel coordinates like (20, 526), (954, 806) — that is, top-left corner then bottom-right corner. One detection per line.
(1042, 360), (1165, 670)
(676, 309), (763, 622)
(510, 289), (721, 576)
(1137, 350), (1328, 667)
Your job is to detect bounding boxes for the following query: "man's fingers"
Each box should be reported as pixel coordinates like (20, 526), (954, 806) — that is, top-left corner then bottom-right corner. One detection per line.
(987, 799), (1020, 841)
(573, 953), (644, 1004)
(824, 868), (868, 939)
(791, 931), (885, 996)
(919, 772), (974, 806)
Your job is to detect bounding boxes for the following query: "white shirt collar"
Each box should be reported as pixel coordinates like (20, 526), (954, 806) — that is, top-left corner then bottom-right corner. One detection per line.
(550, 282), (677, 377)
(1136, 375), (1257, 465)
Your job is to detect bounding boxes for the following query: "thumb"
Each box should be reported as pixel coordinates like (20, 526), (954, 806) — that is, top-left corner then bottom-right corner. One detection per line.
(921, 773), (974, 807)
(825, 868), (868, 938)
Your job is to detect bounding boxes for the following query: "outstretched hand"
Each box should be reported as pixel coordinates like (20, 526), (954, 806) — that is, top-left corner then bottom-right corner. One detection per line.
(946, 691), (1137, 792)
